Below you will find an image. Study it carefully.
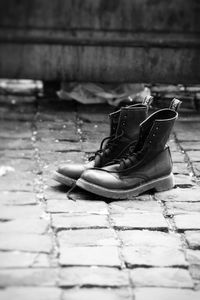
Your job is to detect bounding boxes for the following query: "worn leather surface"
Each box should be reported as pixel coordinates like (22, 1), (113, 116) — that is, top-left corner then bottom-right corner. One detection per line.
(57, 103), (148, 180)
(57, 160), (95, 180)
(94, 104), (148, 167)
(81, 148), (172, 189)
(80, 107), (177, 190)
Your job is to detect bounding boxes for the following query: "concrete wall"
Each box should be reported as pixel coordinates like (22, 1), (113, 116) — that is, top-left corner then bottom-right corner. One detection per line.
(0, 0), (199, 83)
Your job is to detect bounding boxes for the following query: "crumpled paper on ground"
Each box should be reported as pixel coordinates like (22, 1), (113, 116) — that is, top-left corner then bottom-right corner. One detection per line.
(57, 83), (150, 106)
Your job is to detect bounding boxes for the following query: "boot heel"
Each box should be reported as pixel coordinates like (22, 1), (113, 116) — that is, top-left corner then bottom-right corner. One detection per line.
(154, 173), (175, 192)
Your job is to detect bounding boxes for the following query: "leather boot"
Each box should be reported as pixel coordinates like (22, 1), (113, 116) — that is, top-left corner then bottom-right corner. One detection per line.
(53, 96), (153, 186)
(76, 99), (181, 199)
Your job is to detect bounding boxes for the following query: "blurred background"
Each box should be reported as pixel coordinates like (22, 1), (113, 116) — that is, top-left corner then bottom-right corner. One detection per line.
(0, 0), (199, 109)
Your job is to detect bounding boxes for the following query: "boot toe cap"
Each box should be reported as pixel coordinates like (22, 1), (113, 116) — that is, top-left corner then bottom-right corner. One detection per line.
(81, 169), (123, 189)
(57, 164), (85, 180)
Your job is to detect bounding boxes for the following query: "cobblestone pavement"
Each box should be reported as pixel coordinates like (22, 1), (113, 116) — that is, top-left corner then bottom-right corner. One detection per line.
(0, 96), (200, 300)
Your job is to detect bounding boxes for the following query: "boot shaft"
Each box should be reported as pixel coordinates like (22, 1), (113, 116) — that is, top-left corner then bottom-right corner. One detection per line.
(94, 96), (153, 167)
(118, 98), (181, 171)
(139, 108), (177, 153)
(111, 95), (153, 141)
(135, 98), (181, 154)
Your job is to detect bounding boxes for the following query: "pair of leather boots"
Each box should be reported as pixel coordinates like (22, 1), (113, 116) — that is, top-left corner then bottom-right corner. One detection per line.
(53, 97), (181, 199)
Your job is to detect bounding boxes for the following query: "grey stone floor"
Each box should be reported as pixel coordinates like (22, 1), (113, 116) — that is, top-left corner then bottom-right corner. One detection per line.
(0, 97), (200, 300)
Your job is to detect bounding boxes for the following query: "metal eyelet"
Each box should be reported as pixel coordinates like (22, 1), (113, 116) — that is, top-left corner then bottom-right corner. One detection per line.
(149, 141), (152, 144)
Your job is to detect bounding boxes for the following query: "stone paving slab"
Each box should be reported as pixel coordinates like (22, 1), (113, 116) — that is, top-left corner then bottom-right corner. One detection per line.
(190, 265), (200, 281)
(0, 218), (49, 234)
(0, 171), (35, 192)
(0, 138), (33, 150)
(181, 143), (200, 151)
(193, 162), (200, 177)
(186, 249), (200, 265)
(130, 268), (193, 288)
(171, 151), (185, 163)
(118, 230), (182, 248)
(111, 213), (168, 230)
(57, 229), (119, 246)
(0, 124), (32, 139)
(41, 151), (85, 165)
(59, 267), (129, 287)
(0, 205), (44, 220)
(0, 268), (58, 287)
(123, 246), (187, 267)
(37, 128), (79, 142)
(37, 139), (82, 153)
(174, 174), (196, 187)
(62, 288), (132, 300)
(0, 267), (131, 288)
(155, 188), (200, 202)
(59, 246), (121, 267)
(174, 214), (200, 231)
(0, 191), (37, 206)
(173, 162), (189, 175)
(166, 202), (200, 215)
(175, 121), (200, 140)
(52, 214), (109, 230)
(0, 112), (35, 122)
(0, 287), (62, 300)
(185, 231), (200, 249)
(187, 150), (200, 161)
(0, 158), (37, 172)
(82, 141), (104, 153)
(0, 252), (50, 268)
(44, 187), (71, 200)
(62, 188), (105, 201)
(36, 120), (75, 131)
(134, 288), (200, 300)
(78, 107), (111, 123)
(0, 252), (37, 268)
(0, 233), (52, 253)
(31, 254), (50, 268)
(46, 199), (108, 214)
(109, 199), (161, 214)
(0, 150), (35, 159)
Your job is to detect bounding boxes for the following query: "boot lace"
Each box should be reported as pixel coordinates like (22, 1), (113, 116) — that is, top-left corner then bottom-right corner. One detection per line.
(89, 130), (124, 162)
(106, 128), (145, 169)
(119, 148), (145, 169)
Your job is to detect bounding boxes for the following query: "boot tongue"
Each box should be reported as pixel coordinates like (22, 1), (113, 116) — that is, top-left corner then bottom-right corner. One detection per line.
(94, 148), (111, 167)
(94, 155), (101, 167)
(109, 110), (120, 136)
(115, 105), (147, 141)
(94, 110), (121, 167)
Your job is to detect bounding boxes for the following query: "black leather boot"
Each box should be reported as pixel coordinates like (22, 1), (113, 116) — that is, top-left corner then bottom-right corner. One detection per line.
(76, 99), (181, 199)
(53, 96), (153, 186)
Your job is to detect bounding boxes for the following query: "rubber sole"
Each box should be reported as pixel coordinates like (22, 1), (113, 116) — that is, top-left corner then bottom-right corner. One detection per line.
(53, 171), (76, 187)
(76, 173), (175, 199)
